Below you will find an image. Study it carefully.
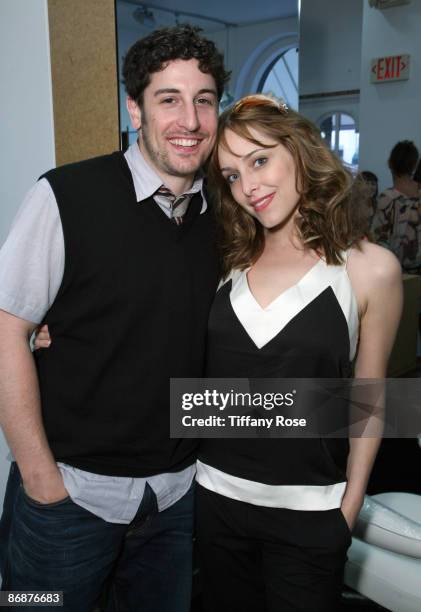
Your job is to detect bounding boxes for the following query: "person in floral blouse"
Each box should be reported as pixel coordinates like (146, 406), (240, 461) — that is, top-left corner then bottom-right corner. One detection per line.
(371, 140), (421, 272)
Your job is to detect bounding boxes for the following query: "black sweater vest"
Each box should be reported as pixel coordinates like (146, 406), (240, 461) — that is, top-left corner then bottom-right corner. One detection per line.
(36, 152), (219, 476)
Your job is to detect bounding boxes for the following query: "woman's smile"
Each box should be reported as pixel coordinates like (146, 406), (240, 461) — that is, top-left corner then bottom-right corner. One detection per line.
(250, 191), (276, 211)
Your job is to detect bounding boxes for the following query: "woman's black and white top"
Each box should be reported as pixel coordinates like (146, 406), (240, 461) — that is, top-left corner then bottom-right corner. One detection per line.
(197, 253), (359, 511)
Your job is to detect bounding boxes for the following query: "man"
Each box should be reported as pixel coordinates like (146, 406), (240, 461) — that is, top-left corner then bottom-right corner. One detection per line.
(0, 25), (229, 611)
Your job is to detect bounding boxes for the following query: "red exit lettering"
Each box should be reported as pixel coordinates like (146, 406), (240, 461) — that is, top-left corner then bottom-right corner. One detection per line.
(377, 56), (402, 81)
(396, 55), (402, 78)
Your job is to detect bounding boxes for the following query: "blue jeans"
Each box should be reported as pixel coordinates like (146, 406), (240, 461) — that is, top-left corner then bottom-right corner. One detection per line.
(0, 463), (193, 611)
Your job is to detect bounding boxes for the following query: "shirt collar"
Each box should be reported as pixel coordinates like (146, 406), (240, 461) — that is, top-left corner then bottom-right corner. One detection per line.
(124, 141), (207, 212)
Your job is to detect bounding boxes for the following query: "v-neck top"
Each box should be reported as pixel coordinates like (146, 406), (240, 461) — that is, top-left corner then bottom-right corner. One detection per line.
(197, 254), (359, 511)
(230, 257), (358, 356)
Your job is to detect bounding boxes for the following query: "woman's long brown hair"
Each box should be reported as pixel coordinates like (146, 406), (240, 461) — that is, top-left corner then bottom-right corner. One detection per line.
(208, 95), (363, 278)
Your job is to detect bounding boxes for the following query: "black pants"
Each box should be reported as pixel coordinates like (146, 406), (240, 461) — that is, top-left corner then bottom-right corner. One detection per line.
(195, 485), (351, 612)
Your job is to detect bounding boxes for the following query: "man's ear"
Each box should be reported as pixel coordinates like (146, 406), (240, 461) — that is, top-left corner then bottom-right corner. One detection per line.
(126, 96), (142, 130)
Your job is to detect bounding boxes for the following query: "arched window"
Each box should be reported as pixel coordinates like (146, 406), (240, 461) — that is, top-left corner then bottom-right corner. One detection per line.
(319, 112), (359, 168)
(234, 33), (298, 101)
(258, 47), (299, 110)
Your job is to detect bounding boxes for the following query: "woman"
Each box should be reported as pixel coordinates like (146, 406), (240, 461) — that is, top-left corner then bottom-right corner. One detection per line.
(195, 96), (402, 611)
(36, 96), (402, 611)
(371, 140), (421, 272)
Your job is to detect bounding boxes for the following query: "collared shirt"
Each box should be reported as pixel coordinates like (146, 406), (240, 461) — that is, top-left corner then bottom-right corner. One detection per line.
(125, 141), (207, 218)
(0, 143), (206, 523)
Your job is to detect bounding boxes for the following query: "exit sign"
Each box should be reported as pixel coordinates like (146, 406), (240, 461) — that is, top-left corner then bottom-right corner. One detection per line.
(371, 54), (410, 83)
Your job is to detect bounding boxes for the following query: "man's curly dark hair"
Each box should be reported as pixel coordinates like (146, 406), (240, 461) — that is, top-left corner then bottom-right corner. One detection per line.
(122, 25), (230, 106)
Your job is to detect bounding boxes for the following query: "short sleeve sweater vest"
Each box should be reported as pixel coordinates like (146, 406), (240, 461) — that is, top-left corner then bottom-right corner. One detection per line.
(197, 257), (359, 510)
(36, 152), (219, 476)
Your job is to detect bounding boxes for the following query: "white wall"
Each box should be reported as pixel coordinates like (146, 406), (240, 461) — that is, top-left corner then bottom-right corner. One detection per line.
(0, 0), (55, 507)
(299, 0), (363, 128)
(358, 0), (421, 191)
(300, 0), (363, 96)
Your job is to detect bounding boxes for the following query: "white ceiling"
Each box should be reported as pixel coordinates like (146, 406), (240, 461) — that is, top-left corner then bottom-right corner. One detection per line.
(118, 0), (298, 31)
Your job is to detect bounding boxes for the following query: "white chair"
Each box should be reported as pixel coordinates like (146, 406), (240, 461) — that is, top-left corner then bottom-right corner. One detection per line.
(345, 493), (421, 612)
